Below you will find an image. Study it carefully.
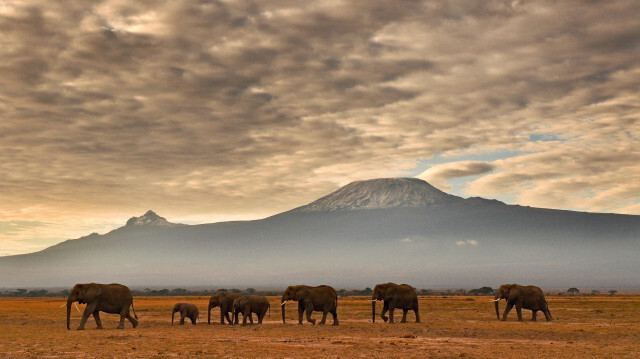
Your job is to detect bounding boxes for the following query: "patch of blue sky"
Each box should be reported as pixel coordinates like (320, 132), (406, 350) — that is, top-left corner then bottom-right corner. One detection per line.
(528, 133), (564, 142)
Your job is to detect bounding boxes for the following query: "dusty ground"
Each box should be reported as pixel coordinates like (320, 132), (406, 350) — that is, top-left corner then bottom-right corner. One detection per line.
(1, 295), (639, 358)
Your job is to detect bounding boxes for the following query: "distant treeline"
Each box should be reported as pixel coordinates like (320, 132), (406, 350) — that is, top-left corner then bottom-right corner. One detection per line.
(0, 286), (622, 298)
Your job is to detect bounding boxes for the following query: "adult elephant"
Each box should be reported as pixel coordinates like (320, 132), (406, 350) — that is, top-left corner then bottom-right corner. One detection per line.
(208, 292), (242, 324)
(172, 303), (199, 325)
(232, 295), (270, 325)
(371, 282), (420, 323)
(281, 285), (338, 326)
(492, 284), (553, 322)
(66, 283), (138, 330)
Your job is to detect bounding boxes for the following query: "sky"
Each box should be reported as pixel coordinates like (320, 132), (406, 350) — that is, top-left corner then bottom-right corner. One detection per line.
(1, 0), (639, 256)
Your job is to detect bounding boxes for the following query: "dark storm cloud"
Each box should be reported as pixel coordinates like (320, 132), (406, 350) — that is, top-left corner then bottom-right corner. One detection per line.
(1, 0), (640, 254)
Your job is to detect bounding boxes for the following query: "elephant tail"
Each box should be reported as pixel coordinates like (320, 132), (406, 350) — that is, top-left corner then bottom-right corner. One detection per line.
(131, 303), (138, 319)
(269, 303), (271, 318)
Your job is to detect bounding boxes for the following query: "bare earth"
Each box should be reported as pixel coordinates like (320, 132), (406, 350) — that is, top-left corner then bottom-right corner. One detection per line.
(1, 296), (639, 358)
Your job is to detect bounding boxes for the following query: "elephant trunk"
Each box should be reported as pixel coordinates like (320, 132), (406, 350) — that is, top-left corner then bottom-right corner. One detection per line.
(371, 299), (376, 323)
(494, 295), (501, 319)
(172, 310), (175, 325)
(281, 296), (286, 324)
(66, 297), (72, 330)
(207, 306), (211, 325)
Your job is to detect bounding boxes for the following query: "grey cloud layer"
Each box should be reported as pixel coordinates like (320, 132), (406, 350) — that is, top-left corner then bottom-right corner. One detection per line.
(1, 0), (639, 228)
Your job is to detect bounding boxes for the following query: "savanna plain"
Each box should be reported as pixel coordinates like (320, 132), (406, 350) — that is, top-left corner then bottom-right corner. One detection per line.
(1, 295), (639, 358)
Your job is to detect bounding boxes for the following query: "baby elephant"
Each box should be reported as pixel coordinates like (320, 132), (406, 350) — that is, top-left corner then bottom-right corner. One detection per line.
(232, 295), (270, 326)
(172, 303), (199, 325)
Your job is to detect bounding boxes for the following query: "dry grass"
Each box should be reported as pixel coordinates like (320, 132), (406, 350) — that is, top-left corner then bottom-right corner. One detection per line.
(1, 296), (639, 358)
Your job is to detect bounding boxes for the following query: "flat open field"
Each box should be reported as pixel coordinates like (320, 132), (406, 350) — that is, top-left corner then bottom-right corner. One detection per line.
(1, 295), (639, 358)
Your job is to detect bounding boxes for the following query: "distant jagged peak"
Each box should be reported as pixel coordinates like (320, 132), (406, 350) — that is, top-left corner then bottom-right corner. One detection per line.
(125, 210), (181, 227)
(291, 177), (465, 213)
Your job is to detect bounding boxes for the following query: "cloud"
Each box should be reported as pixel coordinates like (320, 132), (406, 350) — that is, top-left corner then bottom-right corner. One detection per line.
(400, 238), (412, 243)
(417, 161), (495, 191)
(456, 240), (479, 247)
(1, 1), (639, 254)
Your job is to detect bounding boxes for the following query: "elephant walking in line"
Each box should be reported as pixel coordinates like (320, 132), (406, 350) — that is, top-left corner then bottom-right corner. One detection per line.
(371, 283), (420, 323)
(493, 284), (553, 322)
(208, 292), (243, 324)
(172, 303), (199, 325)
(66, 283), (138, 330)
(281, 285), (338, 326)
(232, 295), (270, 326)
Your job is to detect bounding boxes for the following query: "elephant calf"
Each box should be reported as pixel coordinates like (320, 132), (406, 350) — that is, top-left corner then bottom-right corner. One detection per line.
(172, 303), (199, 325)
(493, 284), (553, 322)
(232, 295), (270, 326)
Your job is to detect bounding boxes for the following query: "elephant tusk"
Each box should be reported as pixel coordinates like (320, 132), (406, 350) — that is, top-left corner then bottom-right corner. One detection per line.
(280, 301), (286, 306)
(74, 303), (81, 313)
(60, 303), (67, 308)
(490, 298), (501, 302)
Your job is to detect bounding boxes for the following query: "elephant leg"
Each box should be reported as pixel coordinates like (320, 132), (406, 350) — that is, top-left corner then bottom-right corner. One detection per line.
(388, 307), (396, 324)
(515, 305), (523, 322)
(258, 310), (264, 324)
(220, 308), (227, 324)
(92, 311), (103, 329)
(531, 310), (538, 321)
(501, 302), (514, 321)
(319, 311), (328, 325)
(331, 309), (339, 326)
(78, 302), (97, 330)
(305, 303), (316, 325)
(180, 311), (186, 325)
(191, 314), (197, 325)
(381, 302), (389, 323)
(127, 313), (139, 328)
(242, 308), (249, 326)
(413, 307), (421, 323)
(297, 302), (304, 325)
(118, 305), (132, 329)
(249, 312), (254, 324)
(401, 309), (408, 323)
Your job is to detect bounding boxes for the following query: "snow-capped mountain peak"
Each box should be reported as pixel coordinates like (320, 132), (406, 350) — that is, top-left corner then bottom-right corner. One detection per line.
(291, 178), (464, 212)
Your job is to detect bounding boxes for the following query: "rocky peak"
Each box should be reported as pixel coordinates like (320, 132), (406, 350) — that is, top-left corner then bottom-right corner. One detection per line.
(291, 178), (464, 212)
(125, 210), (179, 227)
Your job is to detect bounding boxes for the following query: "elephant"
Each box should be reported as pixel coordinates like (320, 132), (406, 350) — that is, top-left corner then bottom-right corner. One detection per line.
(231, 295), (270, 326)
(492, 284), (553, 322)
(66, 282), (138, 330)
(172, 303), (199, 325)
(281, 285), (338, 326)
(371, 282), (420, 323)
(208, 292), (243, 324)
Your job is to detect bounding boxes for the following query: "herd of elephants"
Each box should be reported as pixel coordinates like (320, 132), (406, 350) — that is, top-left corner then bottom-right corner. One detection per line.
(64, 282), (553, 330)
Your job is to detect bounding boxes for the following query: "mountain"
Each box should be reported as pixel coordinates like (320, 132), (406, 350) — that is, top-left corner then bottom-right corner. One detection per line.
(289, 178), (464, 212)
(1, 178), (639, 289)
(124, 210), (184, 227)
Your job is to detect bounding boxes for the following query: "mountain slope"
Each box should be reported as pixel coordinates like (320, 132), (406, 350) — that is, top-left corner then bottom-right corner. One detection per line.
(1, 178), (639, 289)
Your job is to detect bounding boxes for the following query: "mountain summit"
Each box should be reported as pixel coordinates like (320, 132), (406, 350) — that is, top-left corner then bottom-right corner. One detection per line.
(291, 178), (463, 212)
(125, 210), (180, 227)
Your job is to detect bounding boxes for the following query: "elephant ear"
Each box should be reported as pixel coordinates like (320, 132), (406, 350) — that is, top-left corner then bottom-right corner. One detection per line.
(505, 284), (518, 299)
(84, 284), (103, 302)
(384, 284), (398, 301)
(295, 286), (307, 301)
